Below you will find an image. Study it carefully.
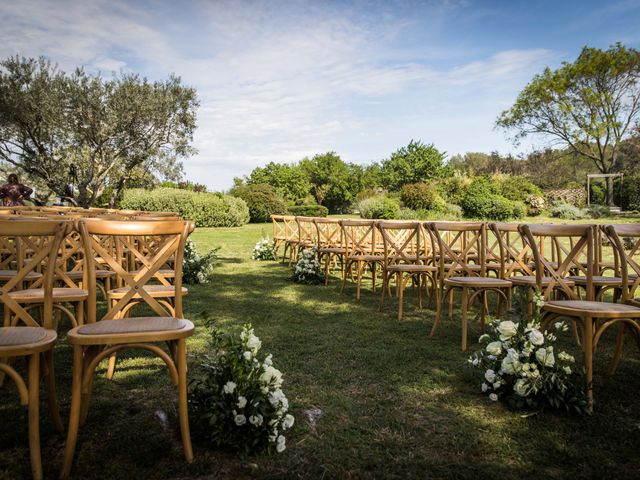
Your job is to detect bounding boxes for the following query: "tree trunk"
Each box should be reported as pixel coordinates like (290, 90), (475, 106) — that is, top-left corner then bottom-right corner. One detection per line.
(606, 176), (614, 206)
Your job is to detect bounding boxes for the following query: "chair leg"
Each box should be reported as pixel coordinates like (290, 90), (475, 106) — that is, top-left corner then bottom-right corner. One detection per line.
(461, 287), (469, 352)
(583, 317), (594, 410)
(379, 271), (388, 312)
(397, 274), (405, 321)
(28, 353), (43, 480)
(340, 261), (350, 294)
(417, 274), (423, 310)
(177, 339), (193, 462)
(43, 349), (64, 432)
(61, 346), (84, 479)
(608, 323), (626, 376)
(371, 262), (377, 293)
(431, 287), (442, 337)
(356, 262), (364, 301)
(106, 353), (117, 380)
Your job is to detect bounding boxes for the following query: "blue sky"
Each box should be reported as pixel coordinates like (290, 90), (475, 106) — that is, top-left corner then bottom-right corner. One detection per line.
(1, 0), (639, 190)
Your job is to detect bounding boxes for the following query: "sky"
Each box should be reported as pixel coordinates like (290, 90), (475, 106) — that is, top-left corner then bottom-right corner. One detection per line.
(1, 0), (639, 191)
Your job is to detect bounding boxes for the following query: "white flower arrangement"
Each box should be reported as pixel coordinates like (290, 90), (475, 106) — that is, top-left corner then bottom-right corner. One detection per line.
(252, 238), (277, 261)
(468, 290), (589, 413)
(189, 323), (294, 454)
(293, 246), (324, 284)
(183, 239), (218, 284)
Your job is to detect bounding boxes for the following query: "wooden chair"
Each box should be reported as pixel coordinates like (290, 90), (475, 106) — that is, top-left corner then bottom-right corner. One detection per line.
(377, 221), (437, 320)
(280, 215), (299, 264)
(271, 214), (288, 255)
(428, 222), (512, 351)
(521, 223), (640, 405)
(60, 218), (195, 478)
(294, 216), (316, 261)
(313, 217), (344, 285)
(339, 219), (384, 300)
(0, 219), (66, 480)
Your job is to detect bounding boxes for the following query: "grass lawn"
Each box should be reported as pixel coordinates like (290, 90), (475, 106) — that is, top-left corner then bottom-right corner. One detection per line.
(2, 217), (640, 479)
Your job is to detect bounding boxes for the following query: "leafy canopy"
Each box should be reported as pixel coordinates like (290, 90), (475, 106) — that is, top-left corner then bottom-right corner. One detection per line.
(380, 140), (447, 191)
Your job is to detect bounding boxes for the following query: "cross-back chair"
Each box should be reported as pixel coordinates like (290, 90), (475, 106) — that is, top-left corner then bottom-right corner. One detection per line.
(429, 222), (512, 351)
(294, 216), (316, 261)
(270, 214), (289, 256)
(60, 218), (195, 478)
(280, 215), (299, 264)
(377, 221), (437, 320)
(313, 217), (344, 285)
(339, 219), (384, 300)
(0, 219), (66, 479)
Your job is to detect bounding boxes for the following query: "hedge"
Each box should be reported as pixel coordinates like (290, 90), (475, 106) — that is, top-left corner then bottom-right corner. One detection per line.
(230, 183), (288, 223)
(120, 188), (249, 227)
(287, 204), (329, 217)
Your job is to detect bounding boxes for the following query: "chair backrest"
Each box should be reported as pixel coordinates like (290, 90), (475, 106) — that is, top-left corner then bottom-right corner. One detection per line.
(377, 221), (427, 266)
(339, 219), (379, 256)
(0, 219), (71, 328)
(79, 218), (193, 321)
(271, 215), (289, 240)
(295, 217), (316, 246)
(519, 223), (594, 300)
(313, 218), (343, 248)
(602, 224), (640, 303)
(489, 222), (534, 278)
(428, 221), (485, 278)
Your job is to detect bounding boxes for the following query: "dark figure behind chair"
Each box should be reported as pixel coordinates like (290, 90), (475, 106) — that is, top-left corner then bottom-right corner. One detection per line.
(0, 173), (33, 206)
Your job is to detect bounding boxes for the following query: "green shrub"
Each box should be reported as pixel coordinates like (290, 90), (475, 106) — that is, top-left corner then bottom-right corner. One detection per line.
(460, 177), (509, 219)
(590, 183), (606, 205)
(400, 182), (446, 211)
(550, 202), (588, 220)
(496, 174), (542, 202)
(487, 195), (520, 221)
(586, 204), (611, 219)
(617, 174), (640, 211)
(397, 208), (419, 220)
(357, 195), (399, 219)
(287, 204), (329, 217)
(230, 184), (287, 223)
(120, 188), (249, 227)
(511, 201), (527, 219)
(438, 172), (471, 204)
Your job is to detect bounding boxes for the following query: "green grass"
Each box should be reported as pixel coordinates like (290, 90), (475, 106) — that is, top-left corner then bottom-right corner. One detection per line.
(2, 218), (640, 479)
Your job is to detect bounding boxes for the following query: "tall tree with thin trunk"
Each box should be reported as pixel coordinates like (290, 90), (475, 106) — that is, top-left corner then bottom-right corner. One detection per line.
(496, 43), (640, 205)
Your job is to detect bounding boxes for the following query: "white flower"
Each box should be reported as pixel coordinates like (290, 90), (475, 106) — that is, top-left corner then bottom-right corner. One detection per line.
(497, 321), (518, 341)
(261, 366), (284, 388)
(528, 329), (545, 346)
(283, 414), (295, 429)
(269, 432), (278, 442)
(223, 381), (237, 394)
(264, 354), (273, 367)
(489, 393), (498, 401)
(237, 396), (247, 409)
(478, 334), (490, 343)
(500, 349), (521, 374)
(249, 414), (264, 426)
(481, 383), (489, 392)
(243, 351), (252, 361)
(484, 369), (496, 383)
(558, 351), (575, 363)
(246, 333), (262, 354)
(535, 347), (555, 367)
(563, 366), (572, 375)
(471, 357), (479, 366)
(261, 386), (269, 394)
(234, 414), (246, 426)
(486, 341), (502, 356)
(514, 379), (529, 397)
(276, 435), (286, 453)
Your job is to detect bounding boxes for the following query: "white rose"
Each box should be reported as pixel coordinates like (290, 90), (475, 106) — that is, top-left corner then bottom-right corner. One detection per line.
(283, 414), (295, 429)
(481, 383), (488, 392)
(563, 366), (572, 374)
(264, 354), (273, 367)
(243, 351), (252, 361)
(558, 351), (575, 363)
(486, 341), (502, 356)
(223, 381), (237, 394)
(500, 349), (521, 374)
(261, 366), (284, 388)
(276, 435), (286, 453)
(484, 369), (496, 383)
(489, 393), (498, 401)
(497, 321), (518, 341)
(528, 329), (544, 346)
(246, 333), (262, 353)
(535, 347), (555, 367)
(249, 414), (264, 426)
(514, 379), (529, 397)
(237, 396), (247, 409)
(234, 414), (246, 426)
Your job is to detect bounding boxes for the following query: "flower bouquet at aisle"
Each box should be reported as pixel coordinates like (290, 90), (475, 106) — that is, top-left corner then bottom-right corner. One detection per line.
(468, 291), (589, 414)
(189, 323), (294, 455)
(252, 238), (277, 261)
(292, 247), (324, 284)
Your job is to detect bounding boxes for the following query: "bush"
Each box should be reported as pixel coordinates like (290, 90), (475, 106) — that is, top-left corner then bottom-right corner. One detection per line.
(293, 247), (324, 284)
(438, 172), (472, 204)
(230, 184), (287, 223)
(400, 182), (446, 211)
(183, 239), (218, 284)
(252, 238), (277, 261)
(511, 201), (527, 219)
(357, 195), (400, 219)
(120, 188), (249, 227)
(496, 174), (542, 202)
(189, 323), (294, 455)
(525, 194), (545, 216)
(550, 202), (588, 220)
(460, 177), (519, 220)
(397, 208), (419, 220)
(586, 204), (611, 219)
(287, 204), (329, 217)
(590, 183), (606, 205)
(617, 174), (640, 211)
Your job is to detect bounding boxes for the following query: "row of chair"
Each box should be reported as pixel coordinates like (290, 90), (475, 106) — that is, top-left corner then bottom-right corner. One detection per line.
(271, 215), (640, 404)
(0, 210), (194, 479)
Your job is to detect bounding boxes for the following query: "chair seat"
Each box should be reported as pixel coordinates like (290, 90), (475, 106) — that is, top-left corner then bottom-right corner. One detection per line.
(0, 327), (57, 354)
(0, 270), (42, 281)
(346, 254), (383, 262)
(108, 285), (188, 299)
(565, 275), (623, 286)
(68, 317), (195, 345)
(544, 300), (640, 318)
(443, 264), (482, 271)
(65, 270), (116, 280)
(444, 277), (512, 288)
(509, 275), (575, 287)
(386, 264), (437, 272)
(7, 288), (89, 303)
(319, 247), (345, 254)
(130, 268), (176, 278)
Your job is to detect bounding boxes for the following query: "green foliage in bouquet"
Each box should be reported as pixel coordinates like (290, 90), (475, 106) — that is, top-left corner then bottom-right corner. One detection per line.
(252, 238), (277, 261)
(468, 290), (589, 414)
(183, 239), (219, 284)
(293, 247), (324, 284)
(189, 323), (294, 455)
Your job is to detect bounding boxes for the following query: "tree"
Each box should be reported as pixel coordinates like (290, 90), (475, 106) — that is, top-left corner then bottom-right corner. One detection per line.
(497, 43), (640, 205)
(247, 162), (311, 201)
(0, 56), (197, 207)
(299, 152), (353, 213)
(380, 140), (447, 191)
